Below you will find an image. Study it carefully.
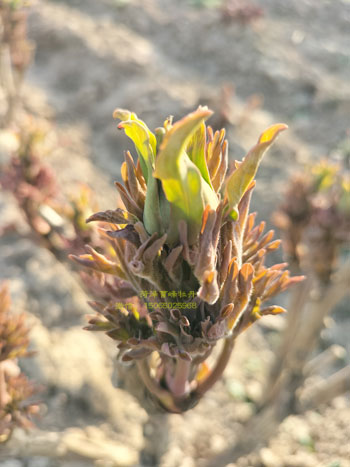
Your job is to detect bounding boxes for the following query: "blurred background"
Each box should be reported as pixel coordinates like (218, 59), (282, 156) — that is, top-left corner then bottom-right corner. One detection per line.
(0, 0), (349, 466)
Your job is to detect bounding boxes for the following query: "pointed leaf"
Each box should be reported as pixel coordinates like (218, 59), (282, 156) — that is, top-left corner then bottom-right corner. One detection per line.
(186, 120), (212, 187)
(114, 109), (170, 235)
(114, 109), (157, 182)
(225, 124), (288, 219)
(86, 208), (137, 225)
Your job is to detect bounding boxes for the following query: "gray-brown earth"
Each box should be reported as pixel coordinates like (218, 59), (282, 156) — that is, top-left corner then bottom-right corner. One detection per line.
(0, 0), (349, 466)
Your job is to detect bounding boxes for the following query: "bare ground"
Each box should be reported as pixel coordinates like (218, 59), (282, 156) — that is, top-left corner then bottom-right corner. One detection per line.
(0, 0), (349, 466)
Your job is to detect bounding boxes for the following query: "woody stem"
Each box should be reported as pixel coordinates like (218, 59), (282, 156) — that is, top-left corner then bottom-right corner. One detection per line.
(194, 336), (235, 397)
(136, 360), (180, 413)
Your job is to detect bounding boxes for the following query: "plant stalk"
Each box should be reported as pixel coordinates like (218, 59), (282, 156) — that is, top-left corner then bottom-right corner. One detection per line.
(194, 336), (235, 398)
(169, 358), (191, 398)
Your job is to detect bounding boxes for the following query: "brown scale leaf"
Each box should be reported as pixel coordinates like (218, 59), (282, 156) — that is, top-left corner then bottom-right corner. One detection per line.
(163, 245), (183, 284)
(221, 258), (239, 307)
(70, 247), (126, 279)
(219, 240), (232, 286)
(212, 139), (228, 192)
(134, 222), (150, 244)
(197, 270), (220, 305)
(233, 181), (256, 238)
(135, 159), (147, 191)
(115, 182), (143, 219)
(86, 208), (137, 225)
(107, 224), (141, 246)
(227, 263), (254, 330)
(179, 220), (194, 266)
(195, 206), (217, 281)
(126, 151), (146, 203)
(244, 212), (257, 237)
(143, 234), (167, 264)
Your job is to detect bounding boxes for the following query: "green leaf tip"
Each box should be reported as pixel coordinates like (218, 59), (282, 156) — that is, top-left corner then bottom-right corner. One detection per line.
(225, 123), (288, 220)
(113, 108), (157, 183)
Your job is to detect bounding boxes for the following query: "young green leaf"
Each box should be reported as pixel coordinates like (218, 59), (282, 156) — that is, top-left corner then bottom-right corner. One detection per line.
(225, 123), (288, 220)
(114, 109), (165, 234)
(186, 120), (212, 188)
(154, 107), (218, 244)
(113, 109), (157, 183)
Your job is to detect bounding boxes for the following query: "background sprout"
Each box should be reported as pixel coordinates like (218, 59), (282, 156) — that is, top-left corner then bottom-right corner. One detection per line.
(273, 159), (350, 282)
(0, 282), (39, 442)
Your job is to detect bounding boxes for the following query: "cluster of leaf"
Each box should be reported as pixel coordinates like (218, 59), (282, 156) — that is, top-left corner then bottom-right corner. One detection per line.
(0, 118), (100, 260)
(71, 107), (303, 411)
(273, 160), (350, 282)
(0, 283), (38, 442)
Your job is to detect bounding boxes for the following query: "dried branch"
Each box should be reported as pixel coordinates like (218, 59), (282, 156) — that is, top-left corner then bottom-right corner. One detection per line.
(303, 344), (346, 376)
(299, 366), (350, 411)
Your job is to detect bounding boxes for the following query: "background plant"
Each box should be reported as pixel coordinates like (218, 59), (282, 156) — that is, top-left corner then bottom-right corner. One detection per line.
(273, 159), (350, 282)
(0, 282), (39, 443)
(208, 158), (350, 465)
(0, 117), (101, 262)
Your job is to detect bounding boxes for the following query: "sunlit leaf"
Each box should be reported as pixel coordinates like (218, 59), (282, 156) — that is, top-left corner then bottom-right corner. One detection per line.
(113, 109), (157, 183)
(154, 107), (218, 244)
(186, 119), (212, 188)
(114, 109), (168, 235)
(225, 123), (288, 220)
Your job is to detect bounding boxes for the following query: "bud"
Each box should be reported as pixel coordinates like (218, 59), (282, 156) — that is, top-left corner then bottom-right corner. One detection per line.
(72, 107), (303, 412)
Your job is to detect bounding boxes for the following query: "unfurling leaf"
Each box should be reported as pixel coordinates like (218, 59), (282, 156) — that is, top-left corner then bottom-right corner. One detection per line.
(154, 107), (218, 244)
(225, 124), (288, 220)
(186, 120), (212, 188)
(114, 109), (168, 235)
(113, 109), (156, 182)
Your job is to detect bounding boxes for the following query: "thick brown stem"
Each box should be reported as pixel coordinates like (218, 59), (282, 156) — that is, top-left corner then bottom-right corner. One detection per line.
(136, 360), (180, 413)
(194, 336), (235, 398)
(168, 358), (191, 398)
(141, 412), (169, 466)
(116, 361), (170, 465)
